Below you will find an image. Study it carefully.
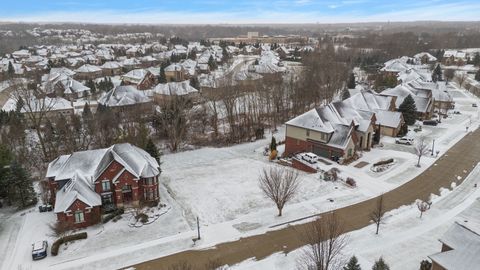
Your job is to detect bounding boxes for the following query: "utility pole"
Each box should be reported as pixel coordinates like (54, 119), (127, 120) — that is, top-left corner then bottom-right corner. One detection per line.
(197, 216), (201, 240)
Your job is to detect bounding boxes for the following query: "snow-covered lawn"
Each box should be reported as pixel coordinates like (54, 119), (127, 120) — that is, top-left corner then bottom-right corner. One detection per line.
(0, 84), (479, 270)
(230, 163), (480, 270)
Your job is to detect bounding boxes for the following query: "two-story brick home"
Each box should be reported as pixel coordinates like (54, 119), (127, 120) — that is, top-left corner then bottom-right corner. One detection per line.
(46, 143), (161, 228)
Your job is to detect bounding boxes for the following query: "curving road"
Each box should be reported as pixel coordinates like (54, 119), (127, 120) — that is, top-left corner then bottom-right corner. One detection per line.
(132, 128), (480, 270)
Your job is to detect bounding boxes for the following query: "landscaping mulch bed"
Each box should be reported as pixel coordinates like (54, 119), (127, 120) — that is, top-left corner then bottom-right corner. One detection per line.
(354, 161), (369, 168)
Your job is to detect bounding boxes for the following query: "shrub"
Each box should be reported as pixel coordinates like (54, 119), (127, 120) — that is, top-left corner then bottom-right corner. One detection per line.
(135, 213), (149, 223)
(346, 177), (356, 187)
(51, 232), (88, 256)
(102, 208), (125, 224)
(373, 159), (394, 167)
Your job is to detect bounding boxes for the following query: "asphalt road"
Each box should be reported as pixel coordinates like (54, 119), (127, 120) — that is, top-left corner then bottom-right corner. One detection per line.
(132, 129), (480, 270)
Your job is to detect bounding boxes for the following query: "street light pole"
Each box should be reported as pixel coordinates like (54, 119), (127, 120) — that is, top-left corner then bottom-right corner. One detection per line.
(197, 216), (201, 240)
(431, 139), (435, 156)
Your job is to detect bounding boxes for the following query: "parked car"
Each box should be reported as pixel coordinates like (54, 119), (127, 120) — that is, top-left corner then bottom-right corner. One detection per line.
(473, 103), (478, 107)
(32, 240), (48, 260)
(395, 137), (414, 145)
(414, 125), (422, 132)
(38, 205), (53, 212)
(423, 120), (438, 126)
(302, 152), (318, 164)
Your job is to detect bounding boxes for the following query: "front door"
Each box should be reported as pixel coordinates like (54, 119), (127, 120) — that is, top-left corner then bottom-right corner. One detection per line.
(122, 185), (133, 203)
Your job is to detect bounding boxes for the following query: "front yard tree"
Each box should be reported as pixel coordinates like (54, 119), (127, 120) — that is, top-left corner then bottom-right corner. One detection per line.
(417, 200), (431, 218)
(415, 136), (429, 167)
(159, 66), (167, 83)
(347, 73), (356, 89)
(299, 212), (348, 270)
(344, 256), (362, 270)
(398, 94), (417, 125)
(475, 69), (480, 82)
(270, 136), (277, 152)
(444, 68), (455, 82)
(208, 55), (217, 70)
(7, 61), (15, 76)
(371, 194), (386, 235)
(259, 166), (300, 216)
(372, 257), (390, 270)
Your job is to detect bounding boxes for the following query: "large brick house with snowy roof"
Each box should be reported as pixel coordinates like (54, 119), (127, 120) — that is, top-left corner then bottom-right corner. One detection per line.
(46, 143), (161, 228)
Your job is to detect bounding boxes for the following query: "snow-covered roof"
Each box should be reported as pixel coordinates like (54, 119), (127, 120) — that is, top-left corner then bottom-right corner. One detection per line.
(101, 61), (123, 69)
(48, 143), (160, 213)
(381, 84), (432, 113)
(75, 64), (101, 73)
(414, 52), (437, 62)
(2, 96), (73, 113)
(152, 80), (199, 96)
(286, 108), (334, 133)
(429, 221), (480, 270)
(121, 69), (152, 84)
(98, 85), (151, 107)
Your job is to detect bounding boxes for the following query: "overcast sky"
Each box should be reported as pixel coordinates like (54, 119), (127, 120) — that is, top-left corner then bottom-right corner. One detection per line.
(1, 0), (479, 24)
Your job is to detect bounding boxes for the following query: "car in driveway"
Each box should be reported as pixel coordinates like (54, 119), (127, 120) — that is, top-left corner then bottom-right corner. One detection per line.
(423, 120), (438, 126)
(473, 103), (478, 108)
(32, 240), (48, 260)
(395, 137), (414, 145)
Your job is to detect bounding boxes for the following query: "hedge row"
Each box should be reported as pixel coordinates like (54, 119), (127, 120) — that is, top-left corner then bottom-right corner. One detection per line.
(102, 208), (125, 224)
(373, 158), (394, 167)
(51, 232), (88, 256)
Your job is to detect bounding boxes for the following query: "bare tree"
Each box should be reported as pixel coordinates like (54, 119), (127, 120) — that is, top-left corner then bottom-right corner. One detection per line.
(457, 72), (468, 88)
(371, 194), (386, 235)
(157, 96), (190, 152)
(298, 212), (348, 270)
(48, 220), (73, 239)
(416, 200), (431, 218)
(414, 136), (429, 167)
(39, 180), (50, 205)
(259, 166), (300, 216)
(12, 86), (56, 161)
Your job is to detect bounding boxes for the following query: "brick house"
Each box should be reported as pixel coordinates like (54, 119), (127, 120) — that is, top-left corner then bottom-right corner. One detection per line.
(47, 143), (161, 228)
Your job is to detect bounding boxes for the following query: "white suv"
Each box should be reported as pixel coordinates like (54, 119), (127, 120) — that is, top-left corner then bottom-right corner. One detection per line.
(395, 137), (414, 145)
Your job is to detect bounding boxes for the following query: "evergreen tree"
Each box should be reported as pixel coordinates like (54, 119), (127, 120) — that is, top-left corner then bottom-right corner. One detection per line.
(7, 61), (15, 76)
(475, 69), (480, 82)
(473, 52), (480, 67)
(85, 79), (96, 93)
(269, 137), (277, 152)
(344, 256), (362, 270)
(398, 94), (417, 125)
(159, 66), (167, 83)
(189, 77), (199, 89)
(347, 73), (356, 89)
(15, 96), (24, 113)
(145, 138), (161, 167)
(82, 103), (92, 120)
(8, 160), (36, 207)
(188, 48), (197, 60)
(419, 260), (432, 270)
(0, 144), (12, 201)
(372, 257), (390, 270)
(342, 87), (351, 100)
(432, 64), (442, 82)
(208, 55), (217, 70)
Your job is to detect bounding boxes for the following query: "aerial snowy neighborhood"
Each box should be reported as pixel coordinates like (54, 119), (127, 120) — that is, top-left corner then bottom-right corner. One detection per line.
(0, 2), (480, 270)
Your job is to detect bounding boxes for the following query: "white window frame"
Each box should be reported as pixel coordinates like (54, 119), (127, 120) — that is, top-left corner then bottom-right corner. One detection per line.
(74, 211), (85, 224)
(101, 180), (111, 191)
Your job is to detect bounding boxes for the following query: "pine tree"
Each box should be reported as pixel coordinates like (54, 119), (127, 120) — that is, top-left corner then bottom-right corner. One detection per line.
(82, 103), (92, 120)
(0, 144), (12, 200)
(399, 94), (417, 125)
(270, 137), (277, 152)
(159, 66), (167, 83)
(473, 52), (480, 67)
(342, 88), (351, 100)
(347, 73), (356, 89)
(208, 55), (217, 70)
(85, 79), (96, 93)
(372, 257), (390, 270)
(432, 64), (442, 82)
(9, 160), (36, 207)
(7, 61), (15, 76)
(344, 256), (362, 270)
(145, 138), (161, 167)
(475, 69), (480, 82)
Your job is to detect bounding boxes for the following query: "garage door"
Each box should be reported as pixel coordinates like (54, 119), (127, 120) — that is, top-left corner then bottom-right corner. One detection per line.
(313, 145), (330, 158)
